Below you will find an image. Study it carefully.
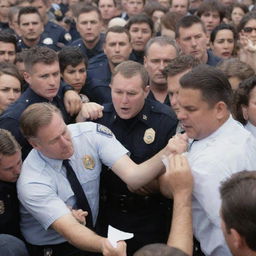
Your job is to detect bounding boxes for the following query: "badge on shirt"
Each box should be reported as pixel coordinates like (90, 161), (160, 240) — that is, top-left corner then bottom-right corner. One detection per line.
(96, 124), (113, 137)
(64, 33), (72, 42)
(0, 200), (5, 214)
(43, 37), (53, 45)
(83, 155), (95, 170)
(143, 128), (155, 144)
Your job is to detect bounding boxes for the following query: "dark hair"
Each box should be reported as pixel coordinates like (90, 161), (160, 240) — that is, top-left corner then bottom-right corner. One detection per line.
(233, 76), (256, 124)
(0, 62), (23, 85)
(163, 55), (200, 78)
(161, 11), (183, 31)
(197, 0), (225, 22)
(175, 15), (206, 38)
(0, 129), (21, 157)
(75, 4), (101, 20)
(210, 23), (238, 43)
(231, 2), (249, 17)
(143, 1), (168, 17)
(58, 46), (88, 74)
(220, 170), (256, 251)
(105, 25), (131, 42)
(28, 0), (48, 5)
(125, 14), (154, 34)
(18, 6), (42, 25)
(134, 243), (180, 256)
(237, 11), (256, 33)
(180, 64), (233, 109)
(97, 0), (117, 7)
(23, 46), (58, 71)
(0, 31), (17, 52)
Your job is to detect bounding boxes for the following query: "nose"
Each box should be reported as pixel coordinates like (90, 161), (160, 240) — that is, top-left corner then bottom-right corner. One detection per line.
(8, 89), (15, 100)
(137, 30), (143, 38)
(115, 43), (120, 52)
(48, 75), (57, 87)
(13, 165), (21, 175)
(171, 94), (177, 107)
(28, 23), (34, 30)
(191, 37), (197, 46)
(86, 22), (92, 29)
(121, 93), (129, 104)
(4, 53), (9, 62)
(177, 108), (187, 121)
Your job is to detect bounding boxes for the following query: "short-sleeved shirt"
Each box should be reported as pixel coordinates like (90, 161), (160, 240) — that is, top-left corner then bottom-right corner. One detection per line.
(17, 122), (128, 245)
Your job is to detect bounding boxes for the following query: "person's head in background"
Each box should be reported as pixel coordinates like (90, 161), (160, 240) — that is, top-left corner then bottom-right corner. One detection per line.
(126, 0), (145, 18)
(125, 14), (153, 52)
(15, 50), (27, 79)
(59, 46), (88, 94)
(233, 76), (256, 128)
(230, 2), (249, 28)
(169, 0), (189, 16)
(197, 0), (224, 35)
(217, 58), (254, 91)
(189, 0), (203, 14)
(210, 23), (237, 59)
(157, 0), (170, 9)
(8, 6), (22, 36)
(220, 171), (256, 256)
(218, 0), (236, 7)
(160, 12), (183, 39)
(0, 31), (17, 64)
(98, 0), (118, 26)
(143, 1), (167, 33)
(0, 62), (22, 114)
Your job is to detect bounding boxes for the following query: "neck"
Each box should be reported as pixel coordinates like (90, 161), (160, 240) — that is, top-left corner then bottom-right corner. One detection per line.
(201, 50), (208, 64)
(23, 37), (41, 47)
(83, 36), (100, 50)
(150, 84), (167, 103)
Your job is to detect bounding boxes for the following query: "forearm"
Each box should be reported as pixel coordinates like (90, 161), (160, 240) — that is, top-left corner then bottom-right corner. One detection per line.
(167, 193), (193, 256)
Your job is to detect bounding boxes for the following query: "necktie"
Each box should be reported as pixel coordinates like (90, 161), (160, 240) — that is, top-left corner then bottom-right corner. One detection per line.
(63, 159), (93, 229)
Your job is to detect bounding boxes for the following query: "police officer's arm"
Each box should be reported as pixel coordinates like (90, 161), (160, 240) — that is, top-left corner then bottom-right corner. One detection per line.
(160, 154), (193, 256)
(76, 102), (104, 122)
(51, 213), (126, 255)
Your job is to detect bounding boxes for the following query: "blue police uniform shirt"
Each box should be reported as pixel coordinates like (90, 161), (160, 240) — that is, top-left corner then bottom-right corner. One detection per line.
(206, 50), (221, 67)
(129, 50), (144, 64)
(81, 53), (112, 104)
(42, 21), (72, 50)
(70, 33), (105, 60)
(147, 90), (171, 106)
(0, 83), (72, 160)
(17, 122), (128, 245)
(97, 99), (177, 194)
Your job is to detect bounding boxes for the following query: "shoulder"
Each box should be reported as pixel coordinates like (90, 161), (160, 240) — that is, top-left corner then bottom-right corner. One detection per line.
(88, 53), (108, 67)
(71, 38), (83, 46)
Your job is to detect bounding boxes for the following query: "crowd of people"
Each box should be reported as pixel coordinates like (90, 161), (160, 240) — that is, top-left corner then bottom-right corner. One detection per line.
(0, 0), (256, 256)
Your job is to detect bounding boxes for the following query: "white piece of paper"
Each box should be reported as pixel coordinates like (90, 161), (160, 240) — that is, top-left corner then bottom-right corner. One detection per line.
(107, 225), (134, 248)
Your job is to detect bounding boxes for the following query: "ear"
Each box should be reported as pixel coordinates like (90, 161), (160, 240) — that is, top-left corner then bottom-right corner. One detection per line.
(144, 85), (150, 97)
(27, 138), (41, 150)
(215, 101), (227, 120)
(241, 105), (249, 121)
(230, 228), (243, 249)
(23, 71), (31, 85)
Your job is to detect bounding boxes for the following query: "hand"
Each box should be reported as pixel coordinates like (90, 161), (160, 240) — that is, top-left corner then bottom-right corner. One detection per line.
(102, 239), (127, 256)
(64, 90), (82, 116)
(76, 102), (104, 122)
(159, 154), (193, 198)
(166, 133), (188, 155)
(71, 209), (88, 225)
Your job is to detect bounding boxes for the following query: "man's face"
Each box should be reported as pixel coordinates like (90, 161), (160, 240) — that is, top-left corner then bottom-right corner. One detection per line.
(200, 11), (221, 33)
(129, 22), (152, 51)
(104, 32), (132, 67)
(99, 0), (117, 20)
(62, 62), (87, 93)
(0, 151), (22, 182)
(177, 88), (220, 140)
(126, 0), (144, 17)
(31, 0), (48, 19)
(24, 61), (60, 101)
(19, 13), (44, 42)
(0, 0), (10, 20)
(144, 43), (177, 87)
(170, 0), (188, 16)
(30, 113), (74, 160)
(111, 73), (149, 119)
(76, 11), (102, 44)
(0, 42), (16, 63)
(177, 23), (208, 62)
(167, 70), (190, 115)
(219, 0), (235, 7)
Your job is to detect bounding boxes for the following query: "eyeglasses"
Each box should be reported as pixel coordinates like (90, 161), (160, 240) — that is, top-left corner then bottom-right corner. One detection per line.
(243, 27), (256, 33)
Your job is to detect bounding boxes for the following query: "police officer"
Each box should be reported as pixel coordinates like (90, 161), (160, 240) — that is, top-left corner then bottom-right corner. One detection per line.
(17, 102), (172, 256)
(17, 6), (66, 51)
(71, 5), (105, 60)
(30, 0), (72, 50)
(81, 26), (132, 104)
(94, 61), (177, 255)
(0, 129), (29, 256)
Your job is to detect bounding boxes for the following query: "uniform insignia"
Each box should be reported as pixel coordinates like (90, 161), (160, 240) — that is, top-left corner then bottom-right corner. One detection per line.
(142, 114), (147, 120)
(64, 33), (72, 42)
(0, 200), (5, 214)
(96, 124), (113, 137)
(54, 9), (62, 17)
(43, 37), (53, 45)
(143, 128), (155, 144)
(83, 155), (95, 170)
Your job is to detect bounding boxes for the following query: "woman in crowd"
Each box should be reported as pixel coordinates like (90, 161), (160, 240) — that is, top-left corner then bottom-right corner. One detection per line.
(230, 2), (249, 28)
(0, 62), (22, 115)
(210, 23), (237, 59)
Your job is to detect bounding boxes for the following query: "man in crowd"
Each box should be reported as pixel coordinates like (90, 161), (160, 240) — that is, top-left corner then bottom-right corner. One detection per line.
(170, 0), (189, 16)
(17, 102), (173, 255)
(175, 15), (221, 66)
(82, 26), (132, 104)
(71, 5), (105, 60)
(144, 36), (178, 105)
(0, 31), (17, 63)
(0, 46), (81, 159)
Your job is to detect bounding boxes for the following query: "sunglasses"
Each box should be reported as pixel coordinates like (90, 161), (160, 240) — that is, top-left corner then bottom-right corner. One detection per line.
(243, 27), (256, 33)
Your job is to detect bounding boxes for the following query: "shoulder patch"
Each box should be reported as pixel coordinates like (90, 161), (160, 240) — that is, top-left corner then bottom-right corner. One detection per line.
(96, 124), (113, 137)
(64, 33), (72, 41)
